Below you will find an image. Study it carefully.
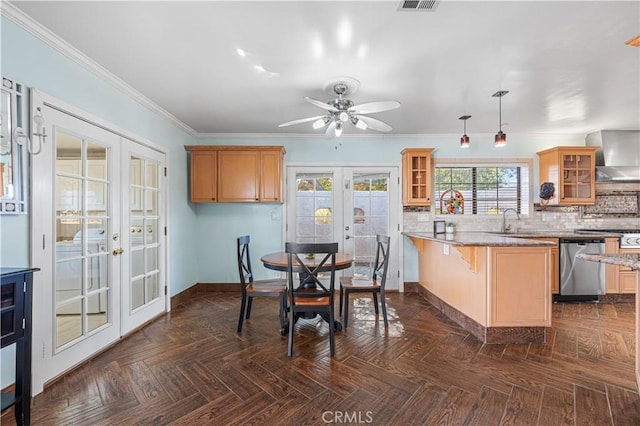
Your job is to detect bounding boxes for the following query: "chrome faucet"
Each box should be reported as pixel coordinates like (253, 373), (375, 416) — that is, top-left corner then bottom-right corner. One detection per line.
(501, 208), (520, 233)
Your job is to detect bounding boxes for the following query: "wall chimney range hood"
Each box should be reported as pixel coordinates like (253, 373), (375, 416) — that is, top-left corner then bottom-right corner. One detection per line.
(586, 130), (640, 182)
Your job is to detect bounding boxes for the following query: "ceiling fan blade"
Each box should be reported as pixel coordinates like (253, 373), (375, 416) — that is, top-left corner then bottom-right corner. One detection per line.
(305, 97), (338, 112)
(278, 115), (326, 128)
(353, 115), (393, 132)
(325, 120), (336, 136)
(349, 101), (400, 115)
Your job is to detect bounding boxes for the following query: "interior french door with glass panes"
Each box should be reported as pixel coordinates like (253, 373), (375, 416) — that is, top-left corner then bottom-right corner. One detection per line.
(31, 105), (122, 389)
(286, 166), (399, 289)
(121, 142), (166, 334)
(30, 91), (168, 394)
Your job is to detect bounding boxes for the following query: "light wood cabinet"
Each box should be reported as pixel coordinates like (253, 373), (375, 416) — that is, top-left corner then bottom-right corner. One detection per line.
(218, 150), (259, 202)
(185, 145), (284, 203)
(521, 237), (559, 294)
(190, 150), (217, 202)
(606, 239), (639, 294)
(401, 148), (434, 206)
(537, 146), (598, 205)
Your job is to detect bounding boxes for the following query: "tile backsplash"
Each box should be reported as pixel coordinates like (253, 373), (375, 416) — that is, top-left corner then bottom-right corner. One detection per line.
(403, 182), (640, 233)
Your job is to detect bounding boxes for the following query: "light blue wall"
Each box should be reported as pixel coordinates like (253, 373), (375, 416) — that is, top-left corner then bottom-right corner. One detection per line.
(1, 16), (200, 294)
(1, 16), (200, 387)
(192, 133), (584, 283)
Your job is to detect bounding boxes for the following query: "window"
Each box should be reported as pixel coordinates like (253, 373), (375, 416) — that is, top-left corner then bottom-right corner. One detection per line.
(434, 161), (530, 215)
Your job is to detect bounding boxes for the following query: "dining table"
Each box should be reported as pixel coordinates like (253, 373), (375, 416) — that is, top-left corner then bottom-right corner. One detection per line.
(260, 251), (353, 331)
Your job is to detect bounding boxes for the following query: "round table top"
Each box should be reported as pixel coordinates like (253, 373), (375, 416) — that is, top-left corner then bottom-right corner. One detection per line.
(260, 252), (353, 272)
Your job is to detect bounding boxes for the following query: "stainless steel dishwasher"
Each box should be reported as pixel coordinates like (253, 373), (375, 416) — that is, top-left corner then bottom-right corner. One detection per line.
(555, 237), (606, 302)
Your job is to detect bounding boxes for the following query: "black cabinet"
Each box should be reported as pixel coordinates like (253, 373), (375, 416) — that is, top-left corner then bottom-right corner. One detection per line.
(1, 267), (38, 426)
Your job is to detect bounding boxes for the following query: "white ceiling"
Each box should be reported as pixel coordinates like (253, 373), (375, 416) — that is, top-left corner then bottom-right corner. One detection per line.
(9, 1), (640, 138)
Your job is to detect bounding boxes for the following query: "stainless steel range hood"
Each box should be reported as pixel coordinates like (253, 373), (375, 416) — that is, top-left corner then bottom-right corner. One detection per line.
(586, 130), (640, 182)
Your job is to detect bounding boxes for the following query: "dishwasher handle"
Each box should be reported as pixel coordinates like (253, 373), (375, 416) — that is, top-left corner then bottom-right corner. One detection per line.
(559, 238), (606, 245)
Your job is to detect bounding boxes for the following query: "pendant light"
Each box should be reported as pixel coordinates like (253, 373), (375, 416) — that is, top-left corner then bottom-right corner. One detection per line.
(459, 115), (471, 148)
(492, 90), (509, 147)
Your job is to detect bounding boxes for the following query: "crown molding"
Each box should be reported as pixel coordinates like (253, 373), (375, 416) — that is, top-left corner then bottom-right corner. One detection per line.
(195, 132), (585, 140)
(1, 2), (198, 137)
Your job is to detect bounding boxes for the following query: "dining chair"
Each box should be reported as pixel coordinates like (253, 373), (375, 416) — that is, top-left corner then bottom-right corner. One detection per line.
(339, 234), (391, 328)
(285, 242), (338, 357)
(237, 235), (288, 335)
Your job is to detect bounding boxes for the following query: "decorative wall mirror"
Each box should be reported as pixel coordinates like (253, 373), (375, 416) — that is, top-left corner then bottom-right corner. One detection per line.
(1, 77), (27, 214)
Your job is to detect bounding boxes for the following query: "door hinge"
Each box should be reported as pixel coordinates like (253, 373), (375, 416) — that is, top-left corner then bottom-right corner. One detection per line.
(22, 318), (26, 329)
(398, 177), (400, 185)
(398, 224), (400, 231)
(164, 167), (167, 177)
(43, 234), (46, 250)
(164, 226), (167, 236)
(345, 180), (350, 190)
(164, 286), (167, 295)
(398, 270), (400, 278)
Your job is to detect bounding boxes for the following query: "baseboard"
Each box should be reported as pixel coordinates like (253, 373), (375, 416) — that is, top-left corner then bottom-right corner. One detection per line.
(414, 284), (546, 344)
(170, 283), (240, 309)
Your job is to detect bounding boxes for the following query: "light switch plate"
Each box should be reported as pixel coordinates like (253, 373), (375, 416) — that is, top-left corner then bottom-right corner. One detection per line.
(443, 244), (450, 255)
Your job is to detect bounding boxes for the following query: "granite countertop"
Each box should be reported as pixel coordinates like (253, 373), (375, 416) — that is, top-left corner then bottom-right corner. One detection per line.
(495, 231), (621, 239)
(577, 253), (640, 270)
(403, 232), (556, 247)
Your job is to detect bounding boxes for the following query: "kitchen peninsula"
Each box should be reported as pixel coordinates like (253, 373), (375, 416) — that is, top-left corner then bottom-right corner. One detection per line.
(405, 232), (555, 344)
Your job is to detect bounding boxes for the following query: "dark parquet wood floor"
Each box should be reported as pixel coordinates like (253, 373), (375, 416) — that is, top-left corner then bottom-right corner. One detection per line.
(3, 292), (640, 425)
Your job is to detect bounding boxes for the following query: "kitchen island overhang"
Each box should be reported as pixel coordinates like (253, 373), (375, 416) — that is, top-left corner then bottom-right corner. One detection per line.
(405, 232), (555, 344)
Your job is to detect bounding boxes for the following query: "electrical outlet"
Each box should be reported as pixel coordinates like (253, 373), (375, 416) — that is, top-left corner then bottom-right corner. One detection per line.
(443, 244), (450, 256)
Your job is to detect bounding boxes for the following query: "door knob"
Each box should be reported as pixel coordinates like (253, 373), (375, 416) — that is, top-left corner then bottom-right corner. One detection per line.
(345, 235), (353, 240)
(113, 248), (124, 256)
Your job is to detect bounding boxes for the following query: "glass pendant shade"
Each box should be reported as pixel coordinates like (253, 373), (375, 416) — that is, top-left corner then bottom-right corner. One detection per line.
(459, 115), (471, 148)
(492, 90), (509, 147)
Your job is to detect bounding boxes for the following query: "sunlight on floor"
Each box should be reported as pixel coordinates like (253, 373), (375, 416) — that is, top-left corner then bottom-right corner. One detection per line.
(348, 297), (404, 336)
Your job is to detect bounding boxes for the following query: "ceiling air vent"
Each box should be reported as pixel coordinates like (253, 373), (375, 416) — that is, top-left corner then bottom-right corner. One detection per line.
(399, 0), (439, 12)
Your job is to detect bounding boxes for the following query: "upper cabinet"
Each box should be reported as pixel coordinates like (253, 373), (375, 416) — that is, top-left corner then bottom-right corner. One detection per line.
(401, 148), (434, 206)
(185, 146), (284, 203)
(537, 146), (598, 205)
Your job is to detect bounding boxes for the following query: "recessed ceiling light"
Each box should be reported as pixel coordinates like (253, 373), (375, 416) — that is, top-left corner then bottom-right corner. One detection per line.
(337, 20), (352, 48)
(236, 48), (246, 58)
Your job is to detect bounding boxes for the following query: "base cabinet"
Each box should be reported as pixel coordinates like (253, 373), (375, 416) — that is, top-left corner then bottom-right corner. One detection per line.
(1, 267), (39, 426)
(604, 239), (638, 294)
(185, 146), (284, 203)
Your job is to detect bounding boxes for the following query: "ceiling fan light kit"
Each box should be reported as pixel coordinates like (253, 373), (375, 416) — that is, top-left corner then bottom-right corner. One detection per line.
(493, 90), (509, 147)
(278, 76), (400, 137)
(459, 115), (471, 148)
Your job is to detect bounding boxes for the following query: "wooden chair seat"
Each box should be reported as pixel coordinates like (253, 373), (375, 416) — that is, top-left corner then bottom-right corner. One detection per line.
(247, 281), (287, 293)
(340, 277), (381, 290)
(292, 296), (330, 306)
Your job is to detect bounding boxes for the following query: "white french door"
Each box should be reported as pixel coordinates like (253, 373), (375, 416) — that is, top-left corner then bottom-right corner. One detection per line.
(30, 92), (168, 394)
(120, 142), (167, 334)
(285, 166), (400, 289)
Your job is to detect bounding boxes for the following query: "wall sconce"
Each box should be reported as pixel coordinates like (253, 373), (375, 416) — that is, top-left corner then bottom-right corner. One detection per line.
(12, 107), (47, 155)
(459, 115), (471, 148)
(492, 90), (508, 147)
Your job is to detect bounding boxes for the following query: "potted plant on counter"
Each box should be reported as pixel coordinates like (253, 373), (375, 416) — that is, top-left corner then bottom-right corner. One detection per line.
(445, 222), (456, 234)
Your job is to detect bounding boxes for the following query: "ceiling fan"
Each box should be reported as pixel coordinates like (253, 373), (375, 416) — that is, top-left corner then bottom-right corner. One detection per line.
(278, 77), (400, 136)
